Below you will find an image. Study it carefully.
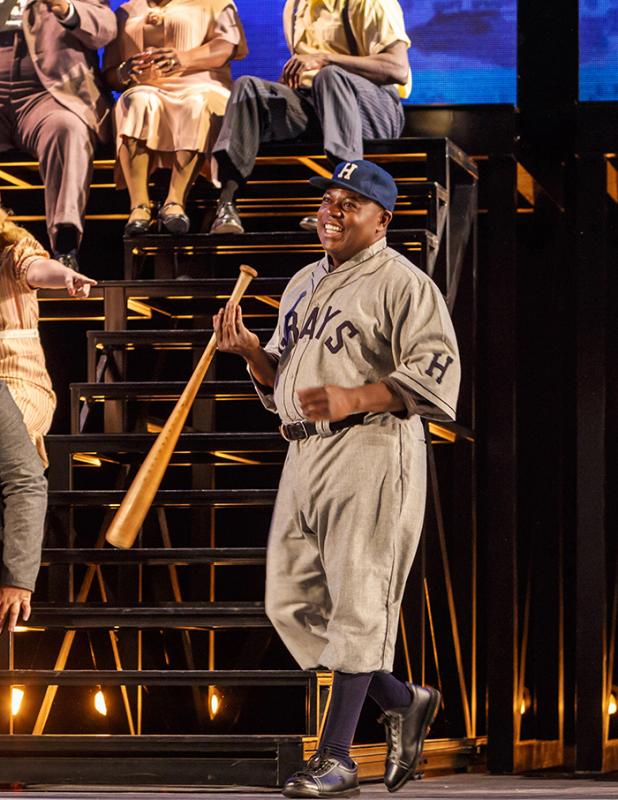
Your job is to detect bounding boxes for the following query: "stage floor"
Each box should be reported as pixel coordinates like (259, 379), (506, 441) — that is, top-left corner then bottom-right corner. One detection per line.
(2, 775), (618, 800)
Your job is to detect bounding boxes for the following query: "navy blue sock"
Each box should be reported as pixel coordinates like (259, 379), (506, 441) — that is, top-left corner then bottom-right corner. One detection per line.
(319, 671), (373, 769)
(367, 672), (413, 711)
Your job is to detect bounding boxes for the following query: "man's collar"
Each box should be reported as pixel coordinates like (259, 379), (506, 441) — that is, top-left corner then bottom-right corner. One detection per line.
(326, 237), (388, 273)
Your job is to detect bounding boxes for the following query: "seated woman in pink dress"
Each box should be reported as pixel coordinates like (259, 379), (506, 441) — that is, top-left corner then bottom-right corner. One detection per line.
(103, 0), (247, 235)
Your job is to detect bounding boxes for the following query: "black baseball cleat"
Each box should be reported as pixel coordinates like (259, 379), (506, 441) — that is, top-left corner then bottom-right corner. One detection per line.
(381, 684), (441, 793)
(210, 200), (244, 234)
(282, 750), (360, 798)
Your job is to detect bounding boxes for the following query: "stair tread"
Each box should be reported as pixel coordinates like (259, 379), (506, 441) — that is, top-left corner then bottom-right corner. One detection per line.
(41, 546), (267, 564)
(40, 276), (287, 299)
(27, 602), (270, 629)
(0, 734), (313, 749)
(41, 547), (266, 566)
(125, 227), (437, 250)
(47, 431), (284, 447)
(86, 330), (273, 341)
(48, 488), (276, 504)
(72, 380), (256, 397)
(0, 669), (318, 686)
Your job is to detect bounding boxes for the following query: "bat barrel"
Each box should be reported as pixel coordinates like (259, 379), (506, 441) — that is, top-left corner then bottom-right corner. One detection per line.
(105, 265), (258, 549)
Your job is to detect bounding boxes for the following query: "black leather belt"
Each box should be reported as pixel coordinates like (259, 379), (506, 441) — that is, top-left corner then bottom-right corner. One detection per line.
(280, 413), (367, 442)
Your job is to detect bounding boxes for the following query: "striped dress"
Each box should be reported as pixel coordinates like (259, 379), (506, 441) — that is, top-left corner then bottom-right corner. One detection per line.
(0, 236), (56, 467)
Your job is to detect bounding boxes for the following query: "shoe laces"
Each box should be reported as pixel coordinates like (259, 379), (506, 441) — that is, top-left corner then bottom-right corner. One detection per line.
(379, 711), (402, 759)
(300, 751), (338, 777)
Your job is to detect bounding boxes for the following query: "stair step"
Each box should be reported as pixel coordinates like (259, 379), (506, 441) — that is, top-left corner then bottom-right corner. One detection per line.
(73, 380), (257, 401)
(226, 178), (447, 203)
(126, 228), (436, 262)
(123, 229), (436, 279)
(41, 546), (267, 565)
(39, 277), (286, 322)
(47, 488), (276, 506)
(87, 329), (274, 348)
(47, 431), (284, 455)
(40, 276), (287, 297)
(195, 181), (448, 234)
(251, 135), (478, 178)
(0, 733), (311, 786)
(27, 602), (269, 629)
(0, 733), (310, 753)
(0, 669), (318, 686)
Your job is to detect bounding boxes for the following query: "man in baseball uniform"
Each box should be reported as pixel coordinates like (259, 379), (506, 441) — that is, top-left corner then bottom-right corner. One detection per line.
(213, 160), (460, 797)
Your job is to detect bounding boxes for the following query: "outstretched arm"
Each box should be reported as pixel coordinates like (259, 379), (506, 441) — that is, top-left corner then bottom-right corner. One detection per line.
(25, 258), (97, 297)
(213, 301), (278, 389)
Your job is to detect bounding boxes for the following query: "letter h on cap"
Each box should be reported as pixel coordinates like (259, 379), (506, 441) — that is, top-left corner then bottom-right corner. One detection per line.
(338, 162), (359, 181)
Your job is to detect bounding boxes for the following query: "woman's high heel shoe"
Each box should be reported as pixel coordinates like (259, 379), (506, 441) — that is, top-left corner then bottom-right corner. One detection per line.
(124, 203), (152, 236)
(158, 202), (190, 235)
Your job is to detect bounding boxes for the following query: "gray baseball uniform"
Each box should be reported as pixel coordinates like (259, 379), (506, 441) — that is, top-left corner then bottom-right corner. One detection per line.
(253, 237), (460, 673)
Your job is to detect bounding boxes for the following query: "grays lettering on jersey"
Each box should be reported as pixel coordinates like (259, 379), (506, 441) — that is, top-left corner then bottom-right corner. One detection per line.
(252, 237), (460, 426)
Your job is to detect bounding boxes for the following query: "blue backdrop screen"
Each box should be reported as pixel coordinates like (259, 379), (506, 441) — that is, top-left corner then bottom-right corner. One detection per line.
(580, 0), (618, 101)
(108, 0), (517, 105)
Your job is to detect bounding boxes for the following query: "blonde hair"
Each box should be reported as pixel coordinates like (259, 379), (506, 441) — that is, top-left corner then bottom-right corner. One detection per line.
(0, 207), (30, 252)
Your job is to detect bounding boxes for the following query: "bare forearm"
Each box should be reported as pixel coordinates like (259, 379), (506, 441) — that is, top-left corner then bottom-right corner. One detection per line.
(25, 258), (96, 296)
(346, 381), (406, 414)
(323, 50), (408, 86)
(245, 348), (278, 389)
(180, 38), (236, 74)
(297, 380), (406, 422)
(25, 258), (68, 289)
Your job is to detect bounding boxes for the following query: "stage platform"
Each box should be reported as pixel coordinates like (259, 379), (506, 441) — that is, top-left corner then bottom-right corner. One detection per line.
(1, 775), (618, 800)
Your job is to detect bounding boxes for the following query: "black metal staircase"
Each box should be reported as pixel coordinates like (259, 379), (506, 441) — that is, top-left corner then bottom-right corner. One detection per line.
(0, 138), (479, 787)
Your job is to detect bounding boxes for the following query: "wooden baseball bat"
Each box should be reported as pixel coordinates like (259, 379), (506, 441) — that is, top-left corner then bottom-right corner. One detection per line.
(106, 264), (258, 549)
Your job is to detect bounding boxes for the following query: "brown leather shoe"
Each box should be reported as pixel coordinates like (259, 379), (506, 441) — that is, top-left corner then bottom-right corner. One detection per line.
(381, 684), (441, 792)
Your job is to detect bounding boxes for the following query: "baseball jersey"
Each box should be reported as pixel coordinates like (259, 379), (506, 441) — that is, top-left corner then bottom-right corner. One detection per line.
(253, 237), (460, 425)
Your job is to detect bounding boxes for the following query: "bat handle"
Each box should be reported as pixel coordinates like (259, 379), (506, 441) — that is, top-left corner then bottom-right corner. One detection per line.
(229, 265), (258, 304)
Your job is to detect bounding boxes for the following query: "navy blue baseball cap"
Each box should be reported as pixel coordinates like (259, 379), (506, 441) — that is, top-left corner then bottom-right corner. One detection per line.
(309, 160), (398, 212)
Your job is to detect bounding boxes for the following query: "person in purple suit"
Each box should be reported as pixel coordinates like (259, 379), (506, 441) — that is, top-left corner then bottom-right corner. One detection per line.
(0, 0), (117, 268)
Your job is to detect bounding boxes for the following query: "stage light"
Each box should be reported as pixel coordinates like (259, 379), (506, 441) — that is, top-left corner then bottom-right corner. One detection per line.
(94, 688), (107, 716)
(11, 687), (24, 716)
(208, 686), (222, 719)
(609, 691), (617, 716)
(520, 687), (532, 715)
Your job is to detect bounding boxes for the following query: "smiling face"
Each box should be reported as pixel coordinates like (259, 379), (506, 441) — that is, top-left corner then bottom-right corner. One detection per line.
(316, 186), (392, 269)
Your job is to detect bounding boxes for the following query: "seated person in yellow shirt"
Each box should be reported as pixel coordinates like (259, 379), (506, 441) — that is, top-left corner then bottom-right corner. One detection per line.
(209, 0), (411, 234)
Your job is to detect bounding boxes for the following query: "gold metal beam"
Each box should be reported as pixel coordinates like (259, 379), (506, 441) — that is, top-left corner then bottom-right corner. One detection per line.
(517, 163), (536, 207)
(427, 437), (473, 738)
(296, 157), (332, 178)
(0, 168), (33, 188)
(606, 158), (618, 204)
